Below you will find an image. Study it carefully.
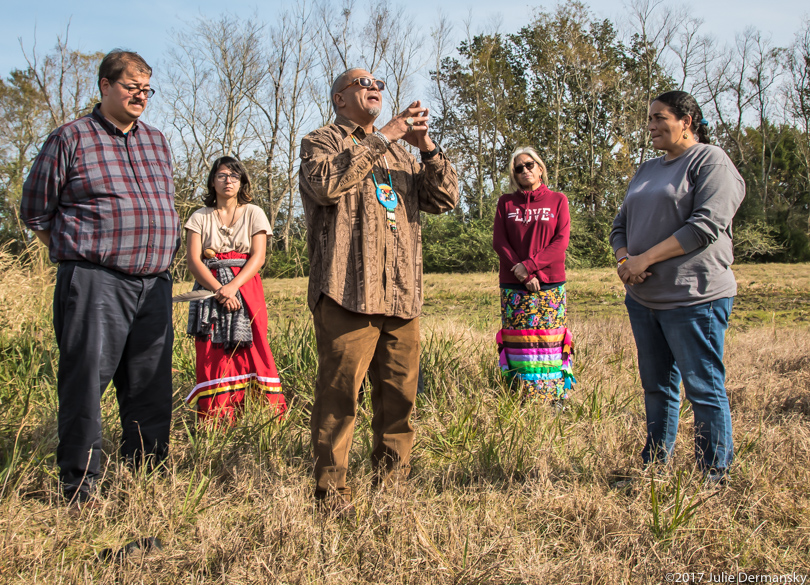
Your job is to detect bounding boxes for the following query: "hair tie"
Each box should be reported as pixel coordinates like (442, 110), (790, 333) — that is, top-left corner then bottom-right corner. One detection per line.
(699, 118), (709, 126)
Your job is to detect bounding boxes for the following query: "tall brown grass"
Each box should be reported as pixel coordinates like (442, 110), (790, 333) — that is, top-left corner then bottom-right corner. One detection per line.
(0, 255), (808, 583)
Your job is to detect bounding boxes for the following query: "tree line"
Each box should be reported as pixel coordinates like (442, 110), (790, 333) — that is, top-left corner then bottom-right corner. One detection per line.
(1, 0), (809, 277)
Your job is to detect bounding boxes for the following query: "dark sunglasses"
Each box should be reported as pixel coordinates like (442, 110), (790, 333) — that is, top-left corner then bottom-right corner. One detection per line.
(513, 161), (536, 174)
(339, 76), (386, 92)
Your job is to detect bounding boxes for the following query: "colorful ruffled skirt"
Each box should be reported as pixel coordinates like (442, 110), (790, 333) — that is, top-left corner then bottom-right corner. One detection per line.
(497, 284), (575, 401)
(185, 251), (287, 421)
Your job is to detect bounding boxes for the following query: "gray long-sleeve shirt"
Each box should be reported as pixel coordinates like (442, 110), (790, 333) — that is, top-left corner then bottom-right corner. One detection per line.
(610, 143), (745, 309)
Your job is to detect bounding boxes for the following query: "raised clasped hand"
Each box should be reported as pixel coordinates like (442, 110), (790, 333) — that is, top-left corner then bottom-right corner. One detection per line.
(380, 101), (433, 149)
(617, 255), (652, 286)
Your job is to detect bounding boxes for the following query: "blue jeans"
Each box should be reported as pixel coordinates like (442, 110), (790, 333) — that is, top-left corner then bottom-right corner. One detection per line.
(625, 295), (734, 472)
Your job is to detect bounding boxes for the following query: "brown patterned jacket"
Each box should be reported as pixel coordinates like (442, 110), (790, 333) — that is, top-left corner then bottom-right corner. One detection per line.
(299, 115), (459, 318)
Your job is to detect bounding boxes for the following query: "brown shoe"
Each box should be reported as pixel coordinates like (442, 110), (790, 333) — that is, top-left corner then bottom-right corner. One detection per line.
(372, 463), (410, 491)
(316, 495), (356, 522)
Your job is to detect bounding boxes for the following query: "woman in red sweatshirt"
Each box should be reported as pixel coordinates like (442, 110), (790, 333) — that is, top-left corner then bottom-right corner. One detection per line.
(493, 147), (575, 402)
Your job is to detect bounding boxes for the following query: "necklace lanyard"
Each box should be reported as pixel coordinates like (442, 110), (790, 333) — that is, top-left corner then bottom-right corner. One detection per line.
(217, 205), (240, 235)
(351, 134), (398, 231)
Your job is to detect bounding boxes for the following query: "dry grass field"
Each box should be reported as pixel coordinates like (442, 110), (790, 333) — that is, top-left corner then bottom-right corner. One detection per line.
(0, 251), (808, 584)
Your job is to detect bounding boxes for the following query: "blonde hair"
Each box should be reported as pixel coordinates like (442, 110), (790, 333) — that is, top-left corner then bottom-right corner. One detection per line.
(508, 146), (549, 192)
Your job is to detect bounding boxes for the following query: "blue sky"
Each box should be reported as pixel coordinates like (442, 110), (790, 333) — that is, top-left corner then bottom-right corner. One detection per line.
(3, 0), (807, 79)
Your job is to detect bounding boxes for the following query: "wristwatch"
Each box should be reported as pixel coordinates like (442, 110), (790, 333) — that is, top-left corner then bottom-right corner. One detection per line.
(420, 143), (442, 160)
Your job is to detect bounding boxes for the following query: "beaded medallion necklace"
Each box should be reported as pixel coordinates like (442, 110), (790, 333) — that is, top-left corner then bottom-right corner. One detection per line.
(351, 134), (398, 231)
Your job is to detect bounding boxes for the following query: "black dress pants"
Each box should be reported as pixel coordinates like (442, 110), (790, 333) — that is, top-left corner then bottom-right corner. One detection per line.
(53, 261), (174, 499)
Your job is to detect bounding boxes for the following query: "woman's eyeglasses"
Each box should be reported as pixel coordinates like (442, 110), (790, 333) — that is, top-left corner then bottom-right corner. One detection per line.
(215, 173), (241, 183)
(339, 77), (386, 92)
(514, 161), (536, 174)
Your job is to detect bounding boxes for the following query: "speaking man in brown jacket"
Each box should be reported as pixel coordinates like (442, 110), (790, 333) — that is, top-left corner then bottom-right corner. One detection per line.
(299, 68), (459, 517)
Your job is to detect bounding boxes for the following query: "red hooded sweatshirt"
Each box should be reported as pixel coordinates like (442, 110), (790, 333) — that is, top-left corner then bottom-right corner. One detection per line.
(492, 184), (570, 285)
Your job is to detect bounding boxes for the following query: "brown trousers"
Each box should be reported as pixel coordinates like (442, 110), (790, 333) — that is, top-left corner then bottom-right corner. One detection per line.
(311, 296), (420, 499)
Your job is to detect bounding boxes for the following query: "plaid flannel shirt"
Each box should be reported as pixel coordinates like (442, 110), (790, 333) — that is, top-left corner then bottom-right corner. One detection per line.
(21, 105), (179, 275)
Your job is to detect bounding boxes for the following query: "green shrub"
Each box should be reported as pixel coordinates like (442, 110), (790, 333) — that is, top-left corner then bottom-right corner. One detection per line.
(422, 214), (499, 273)
(263, 238), (310, 278)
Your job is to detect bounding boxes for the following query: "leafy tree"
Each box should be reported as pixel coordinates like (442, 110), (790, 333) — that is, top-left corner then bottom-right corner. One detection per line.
(5, 2), (810, 272)
(0, 35), (100, 253)
(0, 70), (49, 251)
(433, 30), (523, 219)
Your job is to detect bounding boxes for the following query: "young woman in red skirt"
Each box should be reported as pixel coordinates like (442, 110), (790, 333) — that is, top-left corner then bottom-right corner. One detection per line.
(184, 156), (287, 421)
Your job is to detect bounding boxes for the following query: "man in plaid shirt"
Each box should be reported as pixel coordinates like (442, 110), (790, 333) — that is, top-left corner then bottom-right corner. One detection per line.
(21, 50), (179, 507)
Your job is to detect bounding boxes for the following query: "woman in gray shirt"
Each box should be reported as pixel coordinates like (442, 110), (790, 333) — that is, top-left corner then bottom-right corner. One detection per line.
(610, 90), (745, 483)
